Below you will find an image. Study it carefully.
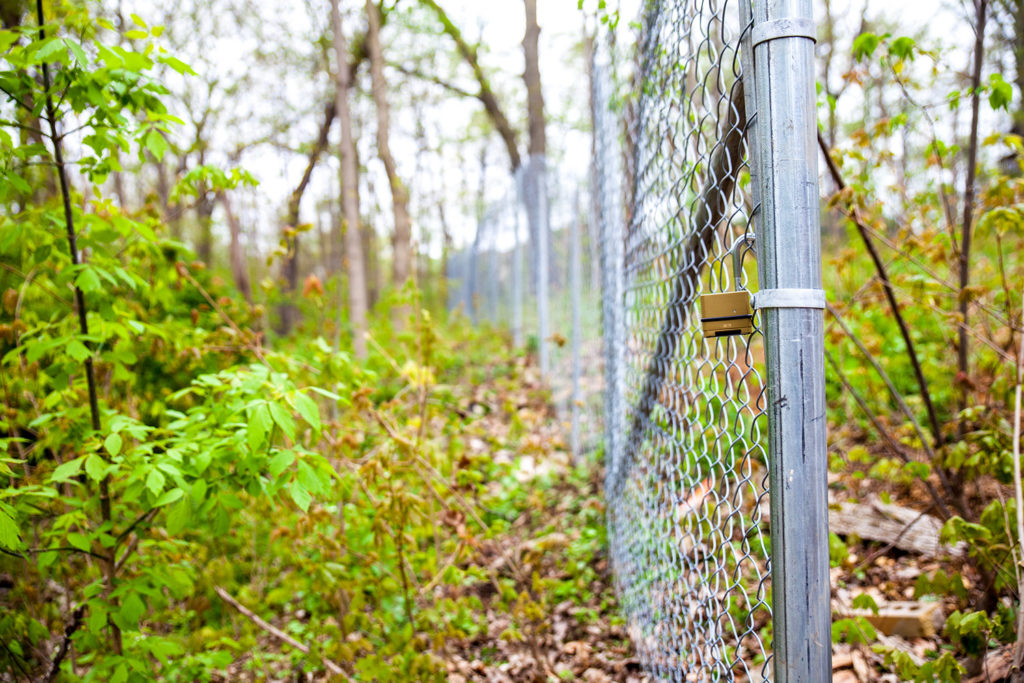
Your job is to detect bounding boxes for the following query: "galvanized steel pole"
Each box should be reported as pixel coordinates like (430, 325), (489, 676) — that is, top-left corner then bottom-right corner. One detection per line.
(570, 189), (582, 463)
(750, 0), (830, 679)
(534, 154), (550, 377)
(512, 170), (525, 347)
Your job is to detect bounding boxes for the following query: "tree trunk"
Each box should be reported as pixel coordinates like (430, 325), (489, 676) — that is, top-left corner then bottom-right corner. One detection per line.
(957, 0), (988, 431)
(523, 0), (546, 159)
(362, 222), (380, 310)
(279, 101), (336, 335)
(365, 0), (413, 324)
(522, 0), (549, 375)
(331, 0), (369, 359)
(218, 191), (251, 302)
(196, 185), (215, 266)
(1012, 0), (1024, 134)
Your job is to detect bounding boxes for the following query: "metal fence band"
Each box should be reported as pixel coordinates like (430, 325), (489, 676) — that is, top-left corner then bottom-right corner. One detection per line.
(750, 18), (816, 47)
(753, 288), (826, 309)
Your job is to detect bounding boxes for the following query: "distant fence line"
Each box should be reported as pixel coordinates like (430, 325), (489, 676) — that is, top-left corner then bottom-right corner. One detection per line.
(450, 0), (830, 678)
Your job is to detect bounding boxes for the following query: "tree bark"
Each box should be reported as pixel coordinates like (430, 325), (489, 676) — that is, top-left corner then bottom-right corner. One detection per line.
(365, 0), (413, 309)
(331, 0), (368, 359)
(218, 190), (251, 302)
(278, 101), (336, 334)
(195, 183), (215, 266)
(523, 0), (546, 158)
(522, 0), (550, 373)
(957, 0), (988, 431)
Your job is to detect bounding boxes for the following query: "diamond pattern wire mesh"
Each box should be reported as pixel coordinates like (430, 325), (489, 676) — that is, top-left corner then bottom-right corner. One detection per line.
(596, 0), (773, 680)
(446, 0), (776, 676)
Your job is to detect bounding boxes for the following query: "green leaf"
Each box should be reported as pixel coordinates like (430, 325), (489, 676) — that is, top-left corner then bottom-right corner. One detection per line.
(74, 267), (102, 293)
(146, 468), (165, 496)
(166, 499), (190, 535)
(851, 593), (879, 614)
(292, 392), (321, 433)
(152, 488), (183, 508)
(852, 32), (881, 62)
(67, 339), (91, 362)
(308, 386), (342, 401)
(268, 450), (295, 478)
(268, 401), (296, 442)
(51, 456), (85, 482)
(64, 38), (87, 65)
(0, 30), (19, 53)
(0, 505), (21, 550)
(988, 73), (1013, 111)
(118, 592), (146, 630)
(85, 453), (108, 482)
(191, 478), (208, 504)
(888, 36), (915, 60)
(33, 37), (65, 63)
(104, 433), (123, 457)
(289, 481), (311, 513)
(159, 54), (196, 75)
(296, 460), (322, 496)
(144, 129), (168, 161)
(67, 532), (91, 552)
(247, 402), (272, 452)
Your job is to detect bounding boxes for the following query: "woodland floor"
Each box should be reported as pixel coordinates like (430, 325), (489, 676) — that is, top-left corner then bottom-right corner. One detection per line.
(213, 349), (647, 683)
(212, 344), (1014, 683)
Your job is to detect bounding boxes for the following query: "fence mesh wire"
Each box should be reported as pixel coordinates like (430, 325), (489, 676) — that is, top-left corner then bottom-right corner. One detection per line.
(448, 1), (776, 677)
(598, 0), (773, 680)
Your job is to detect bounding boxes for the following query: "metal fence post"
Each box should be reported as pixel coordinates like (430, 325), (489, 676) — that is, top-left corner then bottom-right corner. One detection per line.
(486, 213), (498, 324)
(534, 154), (550, 376)
(570, 188), (582, 463)
(513, 169), (525, 347)
(751, 0), (830, 679)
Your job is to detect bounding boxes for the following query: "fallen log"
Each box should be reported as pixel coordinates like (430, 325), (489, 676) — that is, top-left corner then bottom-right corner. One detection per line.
(829, 497), (966, 559)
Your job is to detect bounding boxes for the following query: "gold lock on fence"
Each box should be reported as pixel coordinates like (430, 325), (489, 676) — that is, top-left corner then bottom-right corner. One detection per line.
(699, 235), (756, 339)
(700, 291), (753, 338)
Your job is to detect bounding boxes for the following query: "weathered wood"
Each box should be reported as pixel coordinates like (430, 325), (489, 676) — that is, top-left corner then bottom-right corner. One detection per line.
(829, 497), (966, 559)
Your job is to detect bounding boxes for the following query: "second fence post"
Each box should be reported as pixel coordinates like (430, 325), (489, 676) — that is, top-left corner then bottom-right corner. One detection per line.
(751, 0), (831, 679)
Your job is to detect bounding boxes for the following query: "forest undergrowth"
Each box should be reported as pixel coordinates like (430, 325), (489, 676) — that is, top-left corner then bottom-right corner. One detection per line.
(206, 334), (646, 683)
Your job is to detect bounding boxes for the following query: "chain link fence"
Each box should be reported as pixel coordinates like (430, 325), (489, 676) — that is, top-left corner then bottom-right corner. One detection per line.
(596, 0), (773, 678)
(449, 0), (828, 677)
(446, 163), (605, 461)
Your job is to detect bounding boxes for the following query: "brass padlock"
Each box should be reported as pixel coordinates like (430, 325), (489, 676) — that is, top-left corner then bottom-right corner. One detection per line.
(700, 235), (756, 338)
(700, 291), (753, 338)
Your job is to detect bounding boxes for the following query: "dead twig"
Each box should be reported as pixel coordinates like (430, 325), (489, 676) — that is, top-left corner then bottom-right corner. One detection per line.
(213, 585), (349, 679)
(44, 604), (84, 682)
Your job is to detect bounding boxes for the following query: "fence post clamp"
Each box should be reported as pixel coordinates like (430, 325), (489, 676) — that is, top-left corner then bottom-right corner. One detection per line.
(752, 288), (826, 310)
